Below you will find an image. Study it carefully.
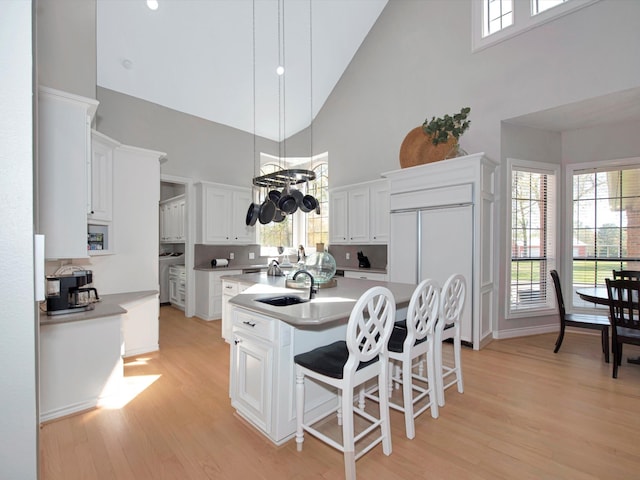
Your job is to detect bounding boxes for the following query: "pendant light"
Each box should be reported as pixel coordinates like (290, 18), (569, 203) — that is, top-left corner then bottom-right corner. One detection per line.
(249, 0), (316, 226)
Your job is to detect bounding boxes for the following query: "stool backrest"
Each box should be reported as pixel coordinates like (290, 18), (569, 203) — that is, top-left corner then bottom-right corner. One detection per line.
(437, 274), (466, 333)
(345, 286), (396, 365)
(405, 279), (440, 347)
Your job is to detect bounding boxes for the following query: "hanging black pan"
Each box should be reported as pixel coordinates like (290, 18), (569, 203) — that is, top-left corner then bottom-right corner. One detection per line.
(259, 198), (276, 224)
(246, 201), (259, 226)
(272, 208), (286, 223)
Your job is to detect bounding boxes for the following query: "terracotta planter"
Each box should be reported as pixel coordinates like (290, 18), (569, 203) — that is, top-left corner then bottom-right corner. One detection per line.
(399, 126), (458, 169)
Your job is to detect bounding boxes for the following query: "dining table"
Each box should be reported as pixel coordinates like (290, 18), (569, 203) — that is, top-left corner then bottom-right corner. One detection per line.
(576, 285), (640, 364)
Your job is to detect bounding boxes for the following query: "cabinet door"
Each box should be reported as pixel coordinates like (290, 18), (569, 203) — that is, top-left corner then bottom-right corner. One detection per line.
(177, 198), (186, 241)
(231, 189), (255, 244)
(202, 186), (233, 243)
(231, 332), (273, 433)
(329, 190), (348, 243)
(89, 133), (114, 222)
(369, 181), (389, 243)
(348, 187), (370, 243)
(38, 88), (98, 259)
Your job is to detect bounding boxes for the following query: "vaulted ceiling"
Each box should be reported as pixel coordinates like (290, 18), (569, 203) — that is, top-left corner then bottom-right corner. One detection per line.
(97, 0), (388, 142)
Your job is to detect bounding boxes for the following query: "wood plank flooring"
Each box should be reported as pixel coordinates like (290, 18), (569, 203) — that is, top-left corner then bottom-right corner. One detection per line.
(40, 306), (640, 479)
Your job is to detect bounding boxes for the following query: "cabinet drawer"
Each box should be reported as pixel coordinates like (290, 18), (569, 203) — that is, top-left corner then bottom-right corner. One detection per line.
(232, 309), (275, 342)
(222, 280), (239, 296)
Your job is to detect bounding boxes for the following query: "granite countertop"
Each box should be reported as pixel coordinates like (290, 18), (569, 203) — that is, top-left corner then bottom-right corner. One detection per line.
(40, 290), (158, 326)
(225, 272), (414, 328)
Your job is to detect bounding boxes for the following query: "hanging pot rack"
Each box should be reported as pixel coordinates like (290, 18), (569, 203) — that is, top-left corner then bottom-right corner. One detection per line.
(252, 168), (316, 189)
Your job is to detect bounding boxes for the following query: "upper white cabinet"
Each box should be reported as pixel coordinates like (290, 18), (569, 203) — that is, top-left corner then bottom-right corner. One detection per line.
(196, 182), (255, 245)
(329, 179), (389, 245)
(160, 194), (186, 243)
(89, 130), (118, 222)
(38, 86), (98, 259)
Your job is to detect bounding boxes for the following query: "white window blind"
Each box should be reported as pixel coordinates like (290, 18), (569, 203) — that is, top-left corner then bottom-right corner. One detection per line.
(572, 163), (640, 296)
(509, 160), (557, 314)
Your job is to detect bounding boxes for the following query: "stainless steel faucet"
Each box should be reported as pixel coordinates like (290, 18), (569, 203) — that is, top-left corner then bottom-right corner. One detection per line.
(292, 270), (317, 300)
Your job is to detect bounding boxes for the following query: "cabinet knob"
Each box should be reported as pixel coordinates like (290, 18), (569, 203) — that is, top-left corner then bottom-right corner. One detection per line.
(234, 338), (242, 345)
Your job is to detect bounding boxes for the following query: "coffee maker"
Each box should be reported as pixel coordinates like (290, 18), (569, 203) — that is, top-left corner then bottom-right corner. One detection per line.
(46, 270), (100, 315)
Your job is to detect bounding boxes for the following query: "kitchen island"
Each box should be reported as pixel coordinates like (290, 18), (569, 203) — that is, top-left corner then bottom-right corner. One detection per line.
(224, 272), (415, 444)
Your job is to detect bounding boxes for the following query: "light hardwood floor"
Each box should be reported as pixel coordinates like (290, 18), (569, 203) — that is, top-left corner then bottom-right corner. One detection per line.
(40, 306), (640, 479)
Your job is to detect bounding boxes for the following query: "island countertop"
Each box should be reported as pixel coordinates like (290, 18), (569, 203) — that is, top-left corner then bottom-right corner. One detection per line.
(225, 272), (415, 328)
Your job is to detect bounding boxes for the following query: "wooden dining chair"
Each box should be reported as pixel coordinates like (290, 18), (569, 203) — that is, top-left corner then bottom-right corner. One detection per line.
(613, 270), (640, 281)
(549, 269), (610, 362)
(294, 286), (396, 480)
(605, 278), (640, 378)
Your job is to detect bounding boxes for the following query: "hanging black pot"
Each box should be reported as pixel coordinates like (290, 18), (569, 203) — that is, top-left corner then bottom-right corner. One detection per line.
(300, 194), (317, 213)
(278, 186), (298, 214)
(268, 189), (281, 204)
(272, 209), (286, 223)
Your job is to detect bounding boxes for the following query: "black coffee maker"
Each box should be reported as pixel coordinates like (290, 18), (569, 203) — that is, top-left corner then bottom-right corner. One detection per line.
(357, 251), (371, 269)
(46, 270), (100, 315)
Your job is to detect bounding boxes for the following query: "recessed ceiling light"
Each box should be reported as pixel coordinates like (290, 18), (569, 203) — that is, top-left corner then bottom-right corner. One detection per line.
(146, 0), (159, 11)
(276, 66), (285, 76)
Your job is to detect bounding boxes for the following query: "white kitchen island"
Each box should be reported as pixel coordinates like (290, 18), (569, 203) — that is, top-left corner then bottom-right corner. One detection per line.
(224, 273), (415, 445)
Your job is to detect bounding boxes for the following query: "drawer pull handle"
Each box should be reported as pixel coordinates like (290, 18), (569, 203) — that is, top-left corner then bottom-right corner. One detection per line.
(243, 321), (256, 328)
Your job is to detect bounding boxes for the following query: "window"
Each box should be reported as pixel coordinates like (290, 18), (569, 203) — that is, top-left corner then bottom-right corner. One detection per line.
(472, 0), (599, 51)
(485, 0), (513, 37)
(532, 0), (567, 15)
(258, 155), (328, 257)
(569, 160), (640, 307)
(508, 159), (558, 315)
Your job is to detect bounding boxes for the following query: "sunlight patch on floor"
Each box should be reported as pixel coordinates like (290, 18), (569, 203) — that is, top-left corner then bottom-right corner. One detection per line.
(99, 374), (161, 409)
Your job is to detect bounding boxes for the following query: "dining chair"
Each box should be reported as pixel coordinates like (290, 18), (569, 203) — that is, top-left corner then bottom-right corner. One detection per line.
(549, 269), (610, 363)
(363, 279), (440, 439)
(434, 273), (466, 407)
(612, 270), (640, 281)
(294, 286), (396, 480)
(605, 278), (640, 378)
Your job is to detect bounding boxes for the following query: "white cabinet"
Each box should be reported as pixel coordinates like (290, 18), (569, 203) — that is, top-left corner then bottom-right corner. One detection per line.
(196, 182), (255, 245)
(195, 269), (242, 320)
(344, 270), (388, 281)
(160, 195), (186, 243)
(384, 153), (497, 350)
(329, 179), (389, 245)
(229, 305), (349, 445)
(169, 265), (186, 310)
(38, 86), (98, 259)
(89, 130), (117, 222)
(221, 278), (249, 342)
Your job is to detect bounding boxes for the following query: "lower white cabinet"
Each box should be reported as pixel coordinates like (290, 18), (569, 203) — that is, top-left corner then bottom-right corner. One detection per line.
(39, 314), (123, 422)
(221, 278), (249, 342)
(169, 265), (186, 310)
(229, 306), (348, 445)
(195, 270), (241, 320)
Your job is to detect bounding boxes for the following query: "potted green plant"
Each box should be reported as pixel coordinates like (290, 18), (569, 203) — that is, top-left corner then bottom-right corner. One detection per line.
(422, 107), (471, 145)
(399, 107), (471, 168)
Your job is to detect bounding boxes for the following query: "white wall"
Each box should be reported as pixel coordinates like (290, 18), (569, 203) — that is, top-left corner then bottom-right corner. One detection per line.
(0, 1), (39, 478)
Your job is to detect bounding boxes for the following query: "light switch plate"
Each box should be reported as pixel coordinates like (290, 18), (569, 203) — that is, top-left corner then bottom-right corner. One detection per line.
(346, 252), (350, 260)
(230, 252), (235, 260)
(249, 252), (255, 260)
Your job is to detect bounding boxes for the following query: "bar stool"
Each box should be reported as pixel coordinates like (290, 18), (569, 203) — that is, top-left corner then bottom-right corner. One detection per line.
(386, 278), (440, 439)
(294, 286), (396, 480)
(434, 273), (466, 407)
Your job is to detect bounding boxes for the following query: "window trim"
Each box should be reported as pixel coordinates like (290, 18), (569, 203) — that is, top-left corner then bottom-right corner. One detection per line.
(564, 156), (640, 312)
(506, 158), (559, 319)
(472, 0), (600, 53)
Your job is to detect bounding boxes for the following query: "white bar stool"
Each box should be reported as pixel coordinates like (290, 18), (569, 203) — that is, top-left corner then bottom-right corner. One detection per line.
(434, 273), (466, 407)
(294, 286), (396, 480)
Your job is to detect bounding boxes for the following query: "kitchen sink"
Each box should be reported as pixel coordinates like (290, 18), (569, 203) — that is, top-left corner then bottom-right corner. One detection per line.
(256, 295), (308, 307)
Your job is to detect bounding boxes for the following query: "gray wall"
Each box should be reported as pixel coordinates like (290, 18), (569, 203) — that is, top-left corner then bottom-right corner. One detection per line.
(1, 2), (38, 478)
(36, 0), (96, 99)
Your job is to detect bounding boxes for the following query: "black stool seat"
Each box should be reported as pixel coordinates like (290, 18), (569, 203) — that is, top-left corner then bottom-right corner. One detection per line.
(294, 341), (379, 379)
(388, 325), (428, 353)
